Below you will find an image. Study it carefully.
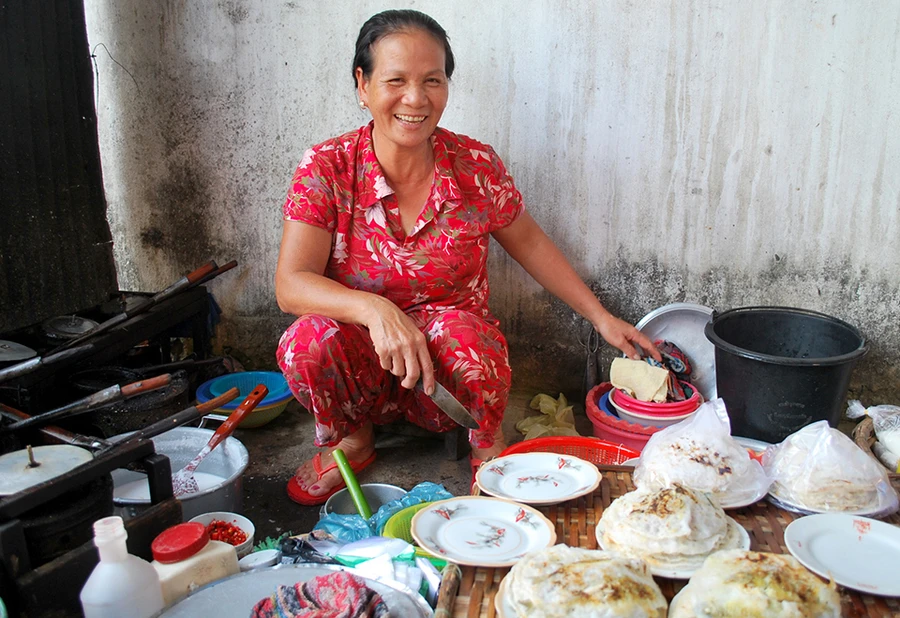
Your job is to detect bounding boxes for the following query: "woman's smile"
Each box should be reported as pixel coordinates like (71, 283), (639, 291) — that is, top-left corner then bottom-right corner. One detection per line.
(357, 29), (449, 154)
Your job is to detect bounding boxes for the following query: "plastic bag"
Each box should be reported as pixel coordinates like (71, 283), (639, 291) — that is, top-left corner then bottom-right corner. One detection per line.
(763, 420), (900, 517)
(633, 398), (772, 507)
(515, 393), (579, 440)
(370, 482), (454, 535)
(847, 400), (900, 469)
(314, 482), (455, 541)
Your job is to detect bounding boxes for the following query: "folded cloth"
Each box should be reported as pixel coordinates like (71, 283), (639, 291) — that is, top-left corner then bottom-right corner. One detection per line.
(610, 358), (669, 402)
(250, 571), (389, 618)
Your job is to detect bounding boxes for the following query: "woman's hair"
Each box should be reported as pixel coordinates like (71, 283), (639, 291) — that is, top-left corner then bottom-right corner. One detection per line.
(353, 9), (455, 87)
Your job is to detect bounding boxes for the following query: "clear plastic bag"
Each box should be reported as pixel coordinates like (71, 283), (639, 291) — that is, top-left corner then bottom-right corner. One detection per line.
(633, 398), (772, 508)
(846, 400), (900, 466)
(763, 420), (899, 517)
(515, 393), (579, 440)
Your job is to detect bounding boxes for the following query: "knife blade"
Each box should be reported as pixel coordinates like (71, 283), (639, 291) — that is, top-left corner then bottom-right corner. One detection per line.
(417, 379), (480, 429)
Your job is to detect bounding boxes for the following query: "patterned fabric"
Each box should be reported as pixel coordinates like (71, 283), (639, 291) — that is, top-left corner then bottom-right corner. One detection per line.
(278, 310), (511, 449)
(250, 571), (388, 618)
(282, 121), (523, 321)
(646, 339), (692, 401)
(277, 123), (523, 448)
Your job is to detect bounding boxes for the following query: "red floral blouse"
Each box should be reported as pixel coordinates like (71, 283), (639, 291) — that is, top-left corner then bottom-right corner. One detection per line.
(282, 122), (525, 324)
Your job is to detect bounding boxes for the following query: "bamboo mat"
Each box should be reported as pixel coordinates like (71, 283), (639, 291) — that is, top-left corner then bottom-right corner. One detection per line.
(447, 466), (900, 618)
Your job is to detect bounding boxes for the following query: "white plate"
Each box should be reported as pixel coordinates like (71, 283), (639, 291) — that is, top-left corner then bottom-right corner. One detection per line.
(474, 453), (601, 505)
(157, 563), (432, 617)
(410, 497), (556, 567)
(633, 302), (717, 401)
(595, 517), (750, 579)
(784, 513), (900, 596)
(733, 436), (773, 454)
(494, 575), (515, 618)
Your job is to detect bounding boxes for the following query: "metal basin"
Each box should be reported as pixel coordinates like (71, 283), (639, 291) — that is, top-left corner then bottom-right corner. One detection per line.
(111, 426), (248, 521)
(320, 483), (407, 520)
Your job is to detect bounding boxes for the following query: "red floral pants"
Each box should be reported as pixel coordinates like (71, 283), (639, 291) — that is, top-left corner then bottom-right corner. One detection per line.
(276, 309), (511, 449)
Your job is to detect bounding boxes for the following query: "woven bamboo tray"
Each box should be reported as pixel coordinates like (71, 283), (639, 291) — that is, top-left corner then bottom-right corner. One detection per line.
(446, 466), (900, 618)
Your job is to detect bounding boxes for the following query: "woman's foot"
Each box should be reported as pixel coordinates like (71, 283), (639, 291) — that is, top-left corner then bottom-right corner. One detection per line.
(470, 423), (507, 462)
(294, 423), (376, 498)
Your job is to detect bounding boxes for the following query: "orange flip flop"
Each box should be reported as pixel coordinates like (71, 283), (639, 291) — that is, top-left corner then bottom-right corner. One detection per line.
(286, 450), (377, 506)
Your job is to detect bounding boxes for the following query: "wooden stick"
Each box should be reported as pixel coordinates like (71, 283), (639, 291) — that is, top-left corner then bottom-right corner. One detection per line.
(434, 563), (461, 618)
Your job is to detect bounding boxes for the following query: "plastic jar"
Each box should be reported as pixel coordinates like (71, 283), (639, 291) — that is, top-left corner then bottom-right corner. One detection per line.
(79, 516), (165, 618)
(150, 522), (239, 605)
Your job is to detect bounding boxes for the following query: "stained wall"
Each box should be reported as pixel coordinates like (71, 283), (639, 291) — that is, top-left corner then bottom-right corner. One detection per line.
(83, 1), (900, 402)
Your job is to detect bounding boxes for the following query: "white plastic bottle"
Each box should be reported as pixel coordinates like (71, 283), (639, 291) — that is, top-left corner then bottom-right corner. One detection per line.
(79, 516), (165, 618)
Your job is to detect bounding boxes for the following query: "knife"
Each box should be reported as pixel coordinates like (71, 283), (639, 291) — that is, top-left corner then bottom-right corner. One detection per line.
(417, 379), (480, 429)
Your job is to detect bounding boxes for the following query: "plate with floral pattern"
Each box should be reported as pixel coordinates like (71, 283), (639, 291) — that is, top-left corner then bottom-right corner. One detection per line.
(410, 497), (557, 567)
(474, 452), (601, 505)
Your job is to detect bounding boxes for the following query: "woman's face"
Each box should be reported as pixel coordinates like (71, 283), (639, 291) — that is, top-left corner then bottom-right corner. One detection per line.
(357, 29), (449, 155)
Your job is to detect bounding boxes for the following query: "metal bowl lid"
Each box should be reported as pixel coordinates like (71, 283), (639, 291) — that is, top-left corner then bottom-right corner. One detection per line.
(0, 340), (37, 362)
(634, 303), (717, 401)
(41, 315), (99, 339)
(0, 445), (93, 496)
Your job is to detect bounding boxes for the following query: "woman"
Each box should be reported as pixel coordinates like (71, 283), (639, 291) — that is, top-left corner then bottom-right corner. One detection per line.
(276, 9), (658, 505)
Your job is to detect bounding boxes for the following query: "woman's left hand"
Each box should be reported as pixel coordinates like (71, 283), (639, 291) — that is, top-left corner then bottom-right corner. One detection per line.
(595, 313), (662, 362)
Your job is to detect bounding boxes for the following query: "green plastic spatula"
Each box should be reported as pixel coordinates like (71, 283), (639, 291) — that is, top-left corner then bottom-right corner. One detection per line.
(332, 448), (373, 519)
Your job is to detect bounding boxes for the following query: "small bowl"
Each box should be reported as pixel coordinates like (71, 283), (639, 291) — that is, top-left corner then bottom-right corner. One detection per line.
(195, 373), (294, 429)
(611, 381), (701, 415)
(238, 548), (281, 571)
(610, 395), (696, 427)
(609, 388), (700, 417)
(189, 511), (255, 558)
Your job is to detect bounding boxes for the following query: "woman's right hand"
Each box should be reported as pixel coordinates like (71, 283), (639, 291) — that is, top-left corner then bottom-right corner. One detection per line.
(277, 221), (435, 392)
(363, 295), (435, 393)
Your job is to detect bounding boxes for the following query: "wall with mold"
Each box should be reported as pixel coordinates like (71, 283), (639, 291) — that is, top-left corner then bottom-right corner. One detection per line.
(84, 0), (900, 405)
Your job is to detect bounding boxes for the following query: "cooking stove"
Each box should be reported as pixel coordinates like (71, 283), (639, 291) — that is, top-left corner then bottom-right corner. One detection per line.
(0, 287), (213, 617)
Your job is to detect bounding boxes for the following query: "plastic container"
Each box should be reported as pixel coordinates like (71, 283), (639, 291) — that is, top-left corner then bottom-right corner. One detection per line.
(79, 516), (165, 618)
(499, 434), (639, 464)
(195, 373), (293, 428)
(383, 502), (448, 568)
(207, 371), (290, 398)
(238, 548), (281, 571)
(611, 381), (701, 415)
(705, 306), (868, 443)
(585, 384), (663, 452)
(609, 393), (697, 427)
(150, 522), (239, 606)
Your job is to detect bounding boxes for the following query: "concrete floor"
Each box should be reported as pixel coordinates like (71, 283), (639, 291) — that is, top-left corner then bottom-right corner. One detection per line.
(234, 389), (592, 544)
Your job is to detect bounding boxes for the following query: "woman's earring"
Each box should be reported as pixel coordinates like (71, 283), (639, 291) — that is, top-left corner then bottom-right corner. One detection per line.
(359, 101), (366, 109)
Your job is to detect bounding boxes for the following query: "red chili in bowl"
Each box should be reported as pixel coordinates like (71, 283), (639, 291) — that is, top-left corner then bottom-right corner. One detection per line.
(206, 520), (247, 546)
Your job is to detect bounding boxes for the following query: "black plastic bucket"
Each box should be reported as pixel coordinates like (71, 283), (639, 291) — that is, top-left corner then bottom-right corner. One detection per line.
(705, 307), (867, 444)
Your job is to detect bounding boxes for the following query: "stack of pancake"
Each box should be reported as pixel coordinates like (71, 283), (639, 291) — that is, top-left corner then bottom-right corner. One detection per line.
(765, 421), (891, 513)
(668, 549), (841, 617)
(595, 484), (745, 573)
(502, 545), (667, 618)
(634, 432), (770, 507)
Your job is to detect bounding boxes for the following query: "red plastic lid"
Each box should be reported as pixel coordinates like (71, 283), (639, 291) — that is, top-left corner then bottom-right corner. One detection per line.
(151, 522), (209, 563)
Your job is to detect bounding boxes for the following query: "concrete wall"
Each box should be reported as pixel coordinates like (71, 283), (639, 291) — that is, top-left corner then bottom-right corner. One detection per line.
(84, 0), (900, 404)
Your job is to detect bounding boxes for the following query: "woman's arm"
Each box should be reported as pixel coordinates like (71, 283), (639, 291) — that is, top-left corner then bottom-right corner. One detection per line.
(275, 220), (435, 391)
(492, 212), (660, 360)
